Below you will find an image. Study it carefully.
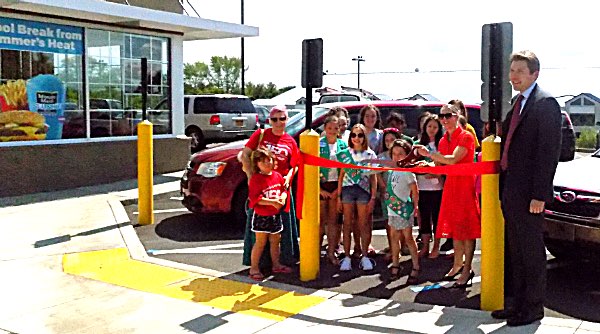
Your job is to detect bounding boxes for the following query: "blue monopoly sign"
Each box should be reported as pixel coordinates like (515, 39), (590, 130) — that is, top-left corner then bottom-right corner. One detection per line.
(0, 17), (83, 55)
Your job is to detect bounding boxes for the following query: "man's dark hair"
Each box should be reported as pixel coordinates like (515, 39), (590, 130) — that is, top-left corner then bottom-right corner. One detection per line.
(386, 111), (405, 125)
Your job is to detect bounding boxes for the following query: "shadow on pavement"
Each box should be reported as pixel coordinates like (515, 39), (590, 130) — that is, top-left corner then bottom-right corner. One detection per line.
(545, 258), (600, 322)
(154, 213), (244, 242)
(33, 222), (131, 248)
(0, 174), (180, 208)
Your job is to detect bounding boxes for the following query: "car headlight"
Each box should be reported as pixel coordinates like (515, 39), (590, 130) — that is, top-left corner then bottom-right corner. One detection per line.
(196, 162), (227, 177)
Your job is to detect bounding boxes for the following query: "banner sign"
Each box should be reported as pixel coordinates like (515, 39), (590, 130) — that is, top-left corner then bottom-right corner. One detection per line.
(0, 17), (83, 55)
(295, 152), (500, 219)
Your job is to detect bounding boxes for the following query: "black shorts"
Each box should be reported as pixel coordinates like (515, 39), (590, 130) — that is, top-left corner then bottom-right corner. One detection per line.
(251, 213), (283, 234)
(320, 181), (338, 200)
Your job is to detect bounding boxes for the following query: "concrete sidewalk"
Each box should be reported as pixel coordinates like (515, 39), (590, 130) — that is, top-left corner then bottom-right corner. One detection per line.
(0, 173), (598, 334)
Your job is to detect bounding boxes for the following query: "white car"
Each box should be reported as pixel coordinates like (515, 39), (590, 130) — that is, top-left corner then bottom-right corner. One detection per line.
(544, 149), (600, 261)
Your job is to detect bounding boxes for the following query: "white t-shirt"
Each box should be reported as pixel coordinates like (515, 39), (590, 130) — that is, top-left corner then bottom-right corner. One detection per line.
(416, 141), (444, 191)
(342, 148), (377, 187)
(340, 130), (350, 143)
(387, 171), (417, 217)
(326, 143), (339, 182)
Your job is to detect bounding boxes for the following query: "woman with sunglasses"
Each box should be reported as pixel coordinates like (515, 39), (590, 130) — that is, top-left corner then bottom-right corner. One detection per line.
(240, 106), (300, 273)
(337, 124), (378, 272)
(415, 104), (480, 288)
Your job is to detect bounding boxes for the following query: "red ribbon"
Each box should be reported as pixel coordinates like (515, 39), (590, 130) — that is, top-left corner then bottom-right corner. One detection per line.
(295, 152), (499, 219)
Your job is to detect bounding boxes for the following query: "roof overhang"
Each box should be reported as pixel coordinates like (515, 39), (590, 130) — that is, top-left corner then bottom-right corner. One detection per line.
(0, 0), (258, 41)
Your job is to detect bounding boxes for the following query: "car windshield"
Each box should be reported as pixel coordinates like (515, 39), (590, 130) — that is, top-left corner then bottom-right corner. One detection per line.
(285, 106), (330, 136)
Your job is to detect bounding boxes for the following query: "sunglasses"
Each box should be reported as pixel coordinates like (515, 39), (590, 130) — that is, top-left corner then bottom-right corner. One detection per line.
(438, 113), (456, 119)
(270, 116), (287, 122)
(350, 132), (365, 138)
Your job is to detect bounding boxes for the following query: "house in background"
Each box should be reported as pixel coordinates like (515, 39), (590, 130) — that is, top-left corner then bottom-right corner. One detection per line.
(564, 93), (600, 136)
(406, 94), (439, 101)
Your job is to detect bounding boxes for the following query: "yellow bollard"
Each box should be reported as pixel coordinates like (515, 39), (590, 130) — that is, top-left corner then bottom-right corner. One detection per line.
(480, 135), (504, 311)
(299, 129), (320, 281)
(137, 120), (154, 225)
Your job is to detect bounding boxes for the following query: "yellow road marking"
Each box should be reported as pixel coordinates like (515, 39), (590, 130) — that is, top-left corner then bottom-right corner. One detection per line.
(63, 248), (324, 321)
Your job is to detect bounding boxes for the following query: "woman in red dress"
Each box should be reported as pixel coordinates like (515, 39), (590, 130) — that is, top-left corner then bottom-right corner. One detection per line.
(416, 104), (480, 288)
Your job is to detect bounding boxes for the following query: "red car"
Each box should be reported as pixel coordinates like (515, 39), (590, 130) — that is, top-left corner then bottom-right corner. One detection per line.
(180, 100), (483, 224)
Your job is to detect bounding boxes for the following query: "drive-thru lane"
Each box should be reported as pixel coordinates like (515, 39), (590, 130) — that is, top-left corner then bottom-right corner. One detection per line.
(125, 191), (600, 322)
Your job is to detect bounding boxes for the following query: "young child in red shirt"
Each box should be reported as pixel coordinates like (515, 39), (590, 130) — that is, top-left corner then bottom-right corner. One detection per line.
(247, 147), (291, 281)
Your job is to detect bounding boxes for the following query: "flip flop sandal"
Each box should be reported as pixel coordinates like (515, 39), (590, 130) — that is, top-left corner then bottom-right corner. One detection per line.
(248, 272), (264, 281)
(389, 265), (402, 281)
(407, 268), (420, 285)
(272, 266), (292, 274)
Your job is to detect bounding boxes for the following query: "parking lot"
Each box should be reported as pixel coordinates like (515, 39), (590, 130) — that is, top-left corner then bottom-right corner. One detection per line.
(127, 182), (600, 323)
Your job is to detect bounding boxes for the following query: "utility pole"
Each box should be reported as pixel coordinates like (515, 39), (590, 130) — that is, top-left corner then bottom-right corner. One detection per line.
(352, 56), (365, 89)
(240, 0), (245, 95)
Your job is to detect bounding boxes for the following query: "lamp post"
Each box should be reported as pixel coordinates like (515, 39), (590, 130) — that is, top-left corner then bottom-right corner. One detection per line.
(352, 56), (365, 89)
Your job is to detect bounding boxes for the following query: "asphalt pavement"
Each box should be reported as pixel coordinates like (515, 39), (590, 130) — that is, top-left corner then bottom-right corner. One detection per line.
(128, 188), (600, 323)
(1, 168), (599, 333)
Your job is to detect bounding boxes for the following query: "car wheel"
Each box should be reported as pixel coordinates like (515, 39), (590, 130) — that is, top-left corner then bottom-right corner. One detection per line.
(231, 183), (248, 226)
(186, 127), (206, 153)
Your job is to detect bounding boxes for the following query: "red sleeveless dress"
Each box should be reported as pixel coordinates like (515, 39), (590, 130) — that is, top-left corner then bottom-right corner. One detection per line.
(437, 127), (481, 240)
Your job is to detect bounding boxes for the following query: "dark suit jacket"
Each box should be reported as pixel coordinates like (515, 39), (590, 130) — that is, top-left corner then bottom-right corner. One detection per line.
(499, 84), (562, 203)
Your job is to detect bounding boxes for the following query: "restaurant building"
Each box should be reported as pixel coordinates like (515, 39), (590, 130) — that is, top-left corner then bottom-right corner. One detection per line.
(0, 0), (257, 197)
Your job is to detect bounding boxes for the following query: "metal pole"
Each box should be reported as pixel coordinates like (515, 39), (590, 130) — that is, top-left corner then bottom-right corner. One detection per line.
(352, 56), (365, 89)
(240, 0), (245, 95)
(480, 135), (504, 311)
(141, 57), (148, 121)
(358, 60), (361, 89)
(299, 129), (320, 281)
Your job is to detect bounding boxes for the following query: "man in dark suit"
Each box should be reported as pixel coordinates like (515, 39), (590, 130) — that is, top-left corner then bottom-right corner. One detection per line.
(492, 50), (562, 327)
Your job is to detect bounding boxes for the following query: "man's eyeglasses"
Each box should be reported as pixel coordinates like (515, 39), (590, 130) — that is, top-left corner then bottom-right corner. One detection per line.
(350, 132), (365, 138)
(438, 113), (456, 119)
(270, 116), (287, 122)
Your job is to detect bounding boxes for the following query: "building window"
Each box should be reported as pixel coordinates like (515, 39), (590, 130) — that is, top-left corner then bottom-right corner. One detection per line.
(0, 17), (84, 142)
(86, 29), (170, 137)
(583, 97), (595, 106)
(0, 16), (171, 143)
(570, 113), (595, 126)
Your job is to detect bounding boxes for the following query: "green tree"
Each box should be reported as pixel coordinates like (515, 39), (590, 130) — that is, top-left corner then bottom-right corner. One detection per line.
(209, 56), (241, 94)
(183, 56), (294, 98)
(183, 61), (210, 94)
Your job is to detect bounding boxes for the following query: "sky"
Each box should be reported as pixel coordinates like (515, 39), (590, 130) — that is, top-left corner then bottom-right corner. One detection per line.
(182, 0), (600, 104)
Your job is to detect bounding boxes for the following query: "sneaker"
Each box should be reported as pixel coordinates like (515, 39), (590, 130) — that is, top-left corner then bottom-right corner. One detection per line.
(340, 256), (352, 271)
(359, 256), (374, 271)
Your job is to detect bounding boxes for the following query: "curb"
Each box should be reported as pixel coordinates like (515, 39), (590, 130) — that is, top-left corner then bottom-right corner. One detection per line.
(109, 187), (327, 295)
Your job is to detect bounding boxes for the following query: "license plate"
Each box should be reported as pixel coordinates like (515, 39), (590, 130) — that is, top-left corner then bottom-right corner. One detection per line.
(235, 120), (244, 127)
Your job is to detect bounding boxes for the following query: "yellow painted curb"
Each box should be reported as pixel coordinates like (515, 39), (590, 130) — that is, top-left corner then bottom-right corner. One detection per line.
(63, 248), (324, 321)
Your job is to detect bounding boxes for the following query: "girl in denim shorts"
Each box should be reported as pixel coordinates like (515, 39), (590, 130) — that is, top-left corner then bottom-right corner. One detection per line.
(337, 124), (377, 272)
